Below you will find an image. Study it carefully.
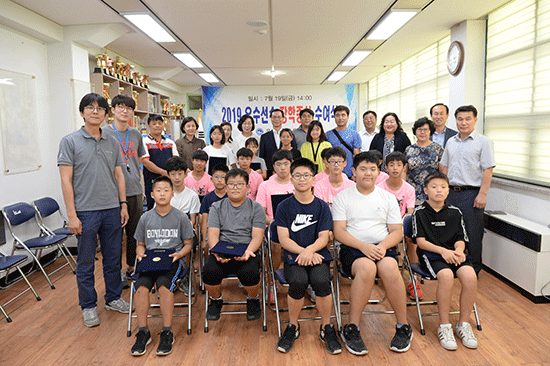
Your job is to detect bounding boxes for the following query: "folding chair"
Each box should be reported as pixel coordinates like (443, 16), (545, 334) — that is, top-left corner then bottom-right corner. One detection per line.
(267, 221), (341, 337)
(333, 241), (394, 332)
(402, 214), (482, 335)
(203, 242), (267, 333)
(0, 253), (42, 322)
(2, 202), (70, 289)
(126, 244), (196, 337)
(33, 197), (77, 274)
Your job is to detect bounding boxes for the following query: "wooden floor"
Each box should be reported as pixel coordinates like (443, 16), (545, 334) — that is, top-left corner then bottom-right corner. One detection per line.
(1, 254), (550, 366)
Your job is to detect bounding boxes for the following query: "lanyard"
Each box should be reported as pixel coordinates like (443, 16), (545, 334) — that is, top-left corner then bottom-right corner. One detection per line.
(113, 125), (130, 159)
(311, 142), (321, 162)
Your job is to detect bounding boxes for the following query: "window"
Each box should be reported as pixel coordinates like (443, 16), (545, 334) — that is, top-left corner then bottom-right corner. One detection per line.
(485, 0), (550, 186)
(367, 36), (450, 134)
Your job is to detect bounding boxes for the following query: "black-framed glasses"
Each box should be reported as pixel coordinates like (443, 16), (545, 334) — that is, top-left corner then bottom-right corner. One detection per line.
(327, 160), (345, 166)
(84, 106), (107, 112)
(227, 182), (246, 189)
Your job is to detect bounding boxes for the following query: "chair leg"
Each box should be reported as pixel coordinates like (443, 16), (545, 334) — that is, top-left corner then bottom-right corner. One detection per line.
(473, 302), (482, 331)
(204, 289), (209, 333)
(127, 281), (135, 337)
(58, 244), (76, 273)
(187, 257), (193, 335)
(330, 281), (341, 331)
(261, 247), (267, 332)
(0, 304), (11, 323)
(25, 248), (55, 289)
(16, 266), (41, 301)
(410, 272), (425, 335)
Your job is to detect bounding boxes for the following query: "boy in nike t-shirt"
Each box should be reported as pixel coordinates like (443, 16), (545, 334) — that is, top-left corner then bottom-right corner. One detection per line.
(273, 158), (342, 355)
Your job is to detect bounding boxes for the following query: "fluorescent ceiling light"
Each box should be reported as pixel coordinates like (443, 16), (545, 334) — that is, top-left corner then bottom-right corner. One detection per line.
(174, 53), (203, 68)
(327, 71), (348, 82)
(342, 50), (372, 66)
(124, 14), (176, 42)
(366, 10), (418, 40)
(260, 70), (285, 78)
(199, 73), (219, 83)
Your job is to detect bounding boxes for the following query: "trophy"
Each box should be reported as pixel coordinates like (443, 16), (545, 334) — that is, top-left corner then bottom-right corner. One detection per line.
(142, 75), (149, 89)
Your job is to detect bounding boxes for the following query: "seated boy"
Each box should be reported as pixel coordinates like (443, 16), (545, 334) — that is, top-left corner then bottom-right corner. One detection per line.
(333, 152), (412, 355)
(165, 157), (200, 229)
(202, 169), (266, 321)
(246, 137), (267, 180)
(314, 147), (355, 209)
(199, 164), (229, 250)
(376, 151), (420, 299)
(275, 158), (342, 354)
(237, 147), (264, 200)
(131, 176), (194, 357)
(412, 171), (478, 351)
(368, 150), (389, 185)
(184, 150), (215, 200)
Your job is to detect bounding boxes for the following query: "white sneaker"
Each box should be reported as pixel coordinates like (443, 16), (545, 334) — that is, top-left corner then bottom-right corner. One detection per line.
(105, 298), (132, 313)
(455, 322), (478, 349)
(438, 324), (457, 351)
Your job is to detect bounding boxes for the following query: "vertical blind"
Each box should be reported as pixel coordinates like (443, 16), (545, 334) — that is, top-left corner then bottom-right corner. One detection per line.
(485, 0), (550, 186)
(367, 36), (450, 135)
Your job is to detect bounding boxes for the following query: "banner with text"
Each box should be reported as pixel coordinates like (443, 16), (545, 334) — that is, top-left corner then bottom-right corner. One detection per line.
(202, 85), (358, 143)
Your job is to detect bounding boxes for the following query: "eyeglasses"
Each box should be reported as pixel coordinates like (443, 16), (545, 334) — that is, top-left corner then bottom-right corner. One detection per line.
(115, 105), (134, 112)
(227, 182), (246, 189)
(327, 160), (345, 166)
(292, 173), (313, 180)
(84, 106), (107, 113)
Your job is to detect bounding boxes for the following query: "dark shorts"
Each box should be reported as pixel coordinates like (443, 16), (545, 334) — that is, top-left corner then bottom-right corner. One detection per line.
(283, 262), (331, 300)
(202, 251), (261, 286)
(419, 253), (474, 279)
(134, 260), (183, 293)
(339, 245), (398, 278)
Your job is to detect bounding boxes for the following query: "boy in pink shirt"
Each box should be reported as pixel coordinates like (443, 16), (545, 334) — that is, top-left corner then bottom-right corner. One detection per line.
(184, 150), (215, 199)
(314, 147), (355, 209)
(370, 149), (389, 185)
(237, 147), (263, 200)
(377, 151), (420, 299)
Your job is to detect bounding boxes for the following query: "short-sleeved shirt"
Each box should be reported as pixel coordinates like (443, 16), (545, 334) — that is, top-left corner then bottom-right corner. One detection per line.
(208, 198), (266, 244)
(170, 188), (200, 216)
(375, 171), (389, 185)
(175, 135), (206, 169)
(200, 191), (227, 214)
(440, 131), (496, 187)
(245, 169), (264, 201)
(326, 128), (362, 177)
(377, 179), (416, 218)
(184, 172), (215, 197)
(332, 186), (402, 245)
(103, 124), (146, 197)
(411, 202), (468, 251)
(142, 135), (179, 187)
(292, 126), (308, 150)
(134, 207), (194, 251)
(314, 177), (355, 209)
(300, 141), (332, 173)
(274, 196), (333, 263)
(235, 132), (261, 150)
(203, 145), (236, 172)
(256, 178), (295, 219)
(57, 127), (122, 212)
(405, 142), (445, 205)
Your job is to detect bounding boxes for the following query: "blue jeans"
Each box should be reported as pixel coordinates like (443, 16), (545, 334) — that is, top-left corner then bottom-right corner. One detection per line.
(76, 208), (122, 309)
(447, 189), (485, 274)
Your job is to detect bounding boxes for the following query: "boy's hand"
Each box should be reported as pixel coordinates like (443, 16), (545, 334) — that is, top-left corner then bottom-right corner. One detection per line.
(136, 251), (146, 262)
(452, 250), (466, 264)
(120, 206), (129, 227)
(68, 216), (82, 235)
(361, 243), (384, 261)
(441, 249), (460, 265)
(212, 252), (231, 263)
(235, 249), (255, 262)
(169, 252), (182, 262)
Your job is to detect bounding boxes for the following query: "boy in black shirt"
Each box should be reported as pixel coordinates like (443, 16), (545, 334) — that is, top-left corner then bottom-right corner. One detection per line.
(411, 171), (478, 351)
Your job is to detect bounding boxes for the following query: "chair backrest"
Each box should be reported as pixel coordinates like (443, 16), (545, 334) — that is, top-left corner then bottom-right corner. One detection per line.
(33, 197), (60, 218)
(403, 214), (413, 238)
(3, 202), (36, 226)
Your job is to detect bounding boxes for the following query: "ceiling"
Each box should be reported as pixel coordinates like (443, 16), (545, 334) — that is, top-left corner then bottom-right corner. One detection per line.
(12, 0), (511, 87)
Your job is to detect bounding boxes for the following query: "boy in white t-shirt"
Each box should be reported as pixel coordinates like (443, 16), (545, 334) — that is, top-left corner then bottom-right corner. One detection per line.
(377, 151), (420, 300)
(237, 147), (264, 200)
(333, 152), (412, 356)
(314, 147), (355, 209)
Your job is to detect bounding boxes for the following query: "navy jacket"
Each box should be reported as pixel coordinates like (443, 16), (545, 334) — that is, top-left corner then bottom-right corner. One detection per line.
(259, 130), (297, 174)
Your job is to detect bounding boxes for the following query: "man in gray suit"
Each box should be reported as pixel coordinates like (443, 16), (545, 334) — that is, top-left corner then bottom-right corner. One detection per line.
(430, 103), (457, 148)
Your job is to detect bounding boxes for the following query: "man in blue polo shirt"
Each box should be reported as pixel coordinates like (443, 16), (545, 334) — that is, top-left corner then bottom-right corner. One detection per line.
(326, 105), (362, 179)
(58, 93), (131, 328)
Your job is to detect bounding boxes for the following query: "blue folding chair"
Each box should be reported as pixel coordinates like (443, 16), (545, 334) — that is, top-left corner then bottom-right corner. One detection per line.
(0, 253), (42, 322)
(33, 197), (77, 274)
(3, 202), (69, 289)
(402, 214), (482, 335)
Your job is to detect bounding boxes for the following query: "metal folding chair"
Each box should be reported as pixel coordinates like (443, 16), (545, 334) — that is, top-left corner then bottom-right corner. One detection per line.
(2, 202), (70, 289)
(402, 214), (482, 335)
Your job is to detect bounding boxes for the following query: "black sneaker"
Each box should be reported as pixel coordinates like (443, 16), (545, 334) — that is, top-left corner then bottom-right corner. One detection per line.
(156, 330), (174, 356)
(277, 324), (300, 353)
(131, 330), (151, 356)
(390, 324), (413, 352)
(246, 298), (261, 321)
(206, 298), (223, 321)
(320, 324), (342, 354)
(341, 323), (368, 356)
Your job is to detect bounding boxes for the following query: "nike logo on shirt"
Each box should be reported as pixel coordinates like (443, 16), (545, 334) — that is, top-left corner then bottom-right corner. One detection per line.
(291, 214), (317, 232)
